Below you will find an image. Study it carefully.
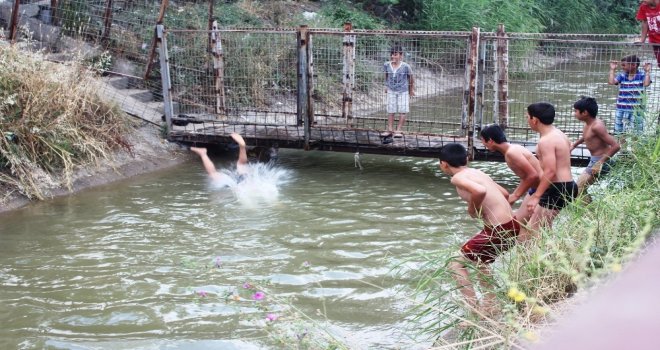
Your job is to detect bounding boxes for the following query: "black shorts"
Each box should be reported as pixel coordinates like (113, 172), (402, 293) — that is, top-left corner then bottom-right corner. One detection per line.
(539, 181), (578, 210)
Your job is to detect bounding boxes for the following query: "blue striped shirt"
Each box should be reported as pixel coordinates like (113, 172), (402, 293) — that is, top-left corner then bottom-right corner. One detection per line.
(615, 71), (648, 110)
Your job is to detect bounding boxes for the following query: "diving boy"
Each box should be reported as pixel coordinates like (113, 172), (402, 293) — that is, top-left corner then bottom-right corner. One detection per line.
(570, 97), (620, 195)
(190, 132), (249, 184)
(525, 102), (578, 232)
(439, 143), (520, 315)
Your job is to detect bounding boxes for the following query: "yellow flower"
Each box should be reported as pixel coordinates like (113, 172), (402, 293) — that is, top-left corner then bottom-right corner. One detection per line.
(523, 331), (539, 342)
(232, 295), (241, 301)
(610, 263), (622, 272)
(507, 287), (526, 302)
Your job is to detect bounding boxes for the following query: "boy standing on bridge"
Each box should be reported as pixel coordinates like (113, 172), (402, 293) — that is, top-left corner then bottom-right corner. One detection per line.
(382, 45), (414, 138)
(480, 124), (542, 232)
(608, 55), (652, 134)
(439, 143), (520, 316)
(570, 97), (621, 196)
(637, 0), (660, 67)
(525, 102), (578, 233)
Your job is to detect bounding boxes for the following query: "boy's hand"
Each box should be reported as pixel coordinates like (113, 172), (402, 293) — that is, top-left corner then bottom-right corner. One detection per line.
(609, 60), (618, 70)
(526, 196), (539, 213)
(508, 192), (520, 205)
(644, 62), (652, 73)
(591, 162), (603, 175)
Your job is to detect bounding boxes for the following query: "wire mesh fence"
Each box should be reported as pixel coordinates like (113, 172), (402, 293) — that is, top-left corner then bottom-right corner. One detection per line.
(479, 33), (655, 145)
(2, 0), (657, 156)
(309, 30), (471, 136)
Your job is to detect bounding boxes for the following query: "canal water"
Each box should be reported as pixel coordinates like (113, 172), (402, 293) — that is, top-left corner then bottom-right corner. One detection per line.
(0, 149), (524, 349)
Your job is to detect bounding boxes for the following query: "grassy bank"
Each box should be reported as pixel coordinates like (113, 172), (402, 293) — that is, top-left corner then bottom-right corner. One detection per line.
(405, 128), (659, 348)
(0, 46), (132, 201)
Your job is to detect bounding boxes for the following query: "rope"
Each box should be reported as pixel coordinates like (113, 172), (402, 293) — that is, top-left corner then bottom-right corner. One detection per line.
(354, 152), (363, 170)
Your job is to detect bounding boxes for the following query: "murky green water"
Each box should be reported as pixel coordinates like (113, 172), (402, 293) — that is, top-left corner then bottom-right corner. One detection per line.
(0, 150), (522, 349)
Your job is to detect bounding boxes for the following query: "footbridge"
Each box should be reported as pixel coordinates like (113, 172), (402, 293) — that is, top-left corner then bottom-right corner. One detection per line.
(6, 2), (656, 165)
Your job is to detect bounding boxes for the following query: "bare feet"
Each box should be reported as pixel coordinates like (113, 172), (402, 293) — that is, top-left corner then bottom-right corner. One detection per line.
(190, 146), (207, 156)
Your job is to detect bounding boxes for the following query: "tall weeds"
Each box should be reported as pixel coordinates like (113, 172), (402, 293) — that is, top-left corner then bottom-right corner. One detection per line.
(0, 46), (132, 200)
(404, 123), (659, 348)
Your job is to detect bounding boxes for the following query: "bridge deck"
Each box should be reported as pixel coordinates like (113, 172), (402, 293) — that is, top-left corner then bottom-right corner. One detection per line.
(167, 122), (592, 166)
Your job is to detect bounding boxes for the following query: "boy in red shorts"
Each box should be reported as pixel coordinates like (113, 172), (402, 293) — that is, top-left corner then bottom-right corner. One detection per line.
(439, 143), (521, 316)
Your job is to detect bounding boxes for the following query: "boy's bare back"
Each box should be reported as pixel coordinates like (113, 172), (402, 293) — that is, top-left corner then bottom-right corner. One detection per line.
(537, 128), (573, 183)
(451, 168), (514, 227)
(505, 144), (542, 184)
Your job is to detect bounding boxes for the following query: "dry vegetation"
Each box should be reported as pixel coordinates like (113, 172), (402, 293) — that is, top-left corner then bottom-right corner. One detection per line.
(0, 45), (132, 201)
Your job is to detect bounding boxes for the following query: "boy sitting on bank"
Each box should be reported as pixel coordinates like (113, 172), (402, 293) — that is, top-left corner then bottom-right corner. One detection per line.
(525, 102), (578, 233)
(439, 143), (521, 316)
(570, 97), (621, 196)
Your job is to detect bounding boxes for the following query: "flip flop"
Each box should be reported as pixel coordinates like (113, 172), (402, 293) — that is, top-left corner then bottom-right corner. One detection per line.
(380, 131), (393, 137)
(393, 132), (403, 138)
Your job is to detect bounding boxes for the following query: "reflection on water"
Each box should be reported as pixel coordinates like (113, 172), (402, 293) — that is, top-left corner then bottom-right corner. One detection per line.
(0, 150), (525, 349)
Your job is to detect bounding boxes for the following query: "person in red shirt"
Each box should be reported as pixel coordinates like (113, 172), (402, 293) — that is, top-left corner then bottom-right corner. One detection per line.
(637, 0), (660, 67)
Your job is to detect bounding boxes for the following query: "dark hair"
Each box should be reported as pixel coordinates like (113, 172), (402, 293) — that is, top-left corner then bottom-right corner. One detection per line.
(573, 96), (598, 118)
(622, 55), (640, 66)
(439, 143), (468, 167)
(390, 45), (403, 55)
(527, 102), (555, 125)
(480, 124), (508, 143)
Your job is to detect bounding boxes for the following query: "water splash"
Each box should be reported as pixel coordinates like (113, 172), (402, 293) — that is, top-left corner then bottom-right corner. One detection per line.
(209, 162), (292, 208)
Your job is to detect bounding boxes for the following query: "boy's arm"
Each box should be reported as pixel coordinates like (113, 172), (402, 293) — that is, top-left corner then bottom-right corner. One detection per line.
(644, 63), (652, 87)
(608, 61), (618, 85)
(451, 176), (487, 218)
(570, 136), (584, 151)
(640, 20), (649, 43)
(592, 124), (621, 172)
(507, 153), (540, 204)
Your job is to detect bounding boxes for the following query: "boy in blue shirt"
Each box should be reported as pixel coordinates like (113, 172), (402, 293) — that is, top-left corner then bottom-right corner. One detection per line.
(607, 55), (652, 134)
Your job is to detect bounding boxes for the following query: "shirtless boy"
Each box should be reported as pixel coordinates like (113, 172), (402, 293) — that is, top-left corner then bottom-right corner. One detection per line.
(190, 132), (249, 183)
(480, 124), (542, 226)
(570, 97), (621, 195)
(525, 102), (578, 233)
(439, 143), (520, 315)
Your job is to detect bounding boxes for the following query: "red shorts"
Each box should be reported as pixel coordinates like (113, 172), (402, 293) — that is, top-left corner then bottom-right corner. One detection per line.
(460, 219), (521, 264)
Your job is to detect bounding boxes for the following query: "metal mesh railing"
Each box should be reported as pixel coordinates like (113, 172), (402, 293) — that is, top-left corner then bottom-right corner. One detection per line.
(165, 28), (298, 124)
(309, 30), (471, 136)
(480, 33), (655, 144)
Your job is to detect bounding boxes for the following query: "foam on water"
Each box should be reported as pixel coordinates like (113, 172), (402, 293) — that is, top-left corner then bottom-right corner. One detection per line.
(209, 162), (292, 208)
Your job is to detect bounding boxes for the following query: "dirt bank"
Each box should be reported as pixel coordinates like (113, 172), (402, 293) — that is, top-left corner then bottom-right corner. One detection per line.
(0, 122), (191, 215)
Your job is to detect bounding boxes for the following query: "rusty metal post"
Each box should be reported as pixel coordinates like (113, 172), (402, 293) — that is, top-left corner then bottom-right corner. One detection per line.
(465, 27), (480, 160)
(50, 0), (58, 26)
(306, 30), (315, 127)
(207, 1), (214, 53)
(496, 24), (509, 129)
(157, 25), (175, 133)
(341, 22), (355, 124)
(144, 0), (170, 80)
(8, 0), (20, 44)
(101, 0), (114, 45)
(211, 20), (226, 117)
(297, 25), (310, 149)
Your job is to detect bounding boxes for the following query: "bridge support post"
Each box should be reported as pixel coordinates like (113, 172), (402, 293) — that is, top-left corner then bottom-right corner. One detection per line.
(101, 0), (114, 46)
(297, 25), (311, 149)
(342, 22), (355, 125)
(496, 24), (509, 129)
(157, 24), (175, 134)
(211, 20), (226, 117)
(465, 27), (480, 160)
